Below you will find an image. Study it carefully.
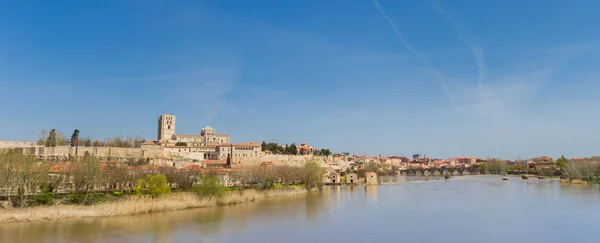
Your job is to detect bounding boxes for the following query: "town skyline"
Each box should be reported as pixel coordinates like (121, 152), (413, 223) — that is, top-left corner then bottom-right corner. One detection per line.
(2, 1), (600, 159)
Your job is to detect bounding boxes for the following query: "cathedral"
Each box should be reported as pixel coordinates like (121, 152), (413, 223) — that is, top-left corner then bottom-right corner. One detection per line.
(157, 114), (230, 146)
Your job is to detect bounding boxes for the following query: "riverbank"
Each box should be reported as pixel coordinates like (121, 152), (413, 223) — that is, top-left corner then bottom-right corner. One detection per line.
(0, 188), (307, 224)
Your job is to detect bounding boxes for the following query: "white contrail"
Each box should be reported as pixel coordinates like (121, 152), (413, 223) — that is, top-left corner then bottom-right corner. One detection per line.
(371, 0), (455, 101)
(429, 1), (486, 90)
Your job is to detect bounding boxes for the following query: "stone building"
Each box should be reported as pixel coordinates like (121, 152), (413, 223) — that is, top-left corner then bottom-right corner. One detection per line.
(156, 114), (260, 162)
(365, 172), (378, 185)
(157, 114), (176, 142)
(171, 126), (230, 146)
(346, 173), (358, 184)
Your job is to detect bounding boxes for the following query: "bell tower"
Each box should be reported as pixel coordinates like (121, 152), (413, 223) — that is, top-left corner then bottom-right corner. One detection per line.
(158, 114), (176, 141)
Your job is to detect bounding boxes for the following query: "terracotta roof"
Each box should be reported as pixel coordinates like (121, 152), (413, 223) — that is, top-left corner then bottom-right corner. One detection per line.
(181, 164), (202, 170)
(164, 146), (189, 148)
(203, 160), (228, 165)
(49, 162), (71, 173)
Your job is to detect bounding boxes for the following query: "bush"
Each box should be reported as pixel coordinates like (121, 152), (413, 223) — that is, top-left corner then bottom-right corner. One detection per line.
(35, 185), (54, 205)
(110, 191), (122, 197)
(35, 192), (54, 205)
(194, 175), (226, 199)
(444, 173), (451, 180)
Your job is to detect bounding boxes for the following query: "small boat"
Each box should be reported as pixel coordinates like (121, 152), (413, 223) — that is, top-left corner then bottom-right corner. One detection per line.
(502, 178), (510, 181)
(521, 175), (529, 180)
(538, 176), (545, 179)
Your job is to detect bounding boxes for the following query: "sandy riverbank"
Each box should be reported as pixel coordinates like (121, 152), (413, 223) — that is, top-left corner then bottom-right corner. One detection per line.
(0, 188), (307, 224)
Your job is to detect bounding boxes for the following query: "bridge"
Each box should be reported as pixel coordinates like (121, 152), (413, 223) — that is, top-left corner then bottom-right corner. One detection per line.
(399, 166), (480, 175)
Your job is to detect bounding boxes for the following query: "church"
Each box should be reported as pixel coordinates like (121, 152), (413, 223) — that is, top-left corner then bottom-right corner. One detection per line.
(155, 114), (260, 161)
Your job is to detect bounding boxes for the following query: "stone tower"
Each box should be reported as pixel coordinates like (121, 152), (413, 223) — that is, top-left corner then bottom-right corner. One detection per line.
(158, 114), (176, 141)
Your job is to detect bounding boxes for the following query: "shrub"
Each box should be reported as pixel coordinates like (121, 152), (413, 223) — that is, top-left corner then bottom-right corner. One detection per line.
(110, 191), (122, 197)
(444, 173), (451, 180)
(194, 175), (226, 199)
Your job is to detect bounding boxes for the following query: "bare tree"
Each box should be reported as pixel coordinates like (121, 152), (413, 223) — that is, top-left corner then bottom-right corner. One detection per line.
(104, 163), (134, 193)
(70, 152), (103, 205)
(13, 155), (49, 207)
(0, 149), (18, 206)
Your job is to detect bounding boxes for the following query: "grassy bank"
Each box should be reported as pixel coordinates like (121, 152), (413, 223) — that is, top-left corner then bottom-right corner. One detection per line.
(0, 188), (307, 224)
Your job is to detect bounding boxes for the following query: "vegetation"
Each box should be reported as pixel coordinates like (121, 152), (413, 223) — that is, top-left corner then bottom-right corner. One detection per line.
(0, 149), (328, 208)
(37, 129), (146, 148)
(260, 141), (331, 156)
(175, 142), (188, 146)
(303, 161), (325, 191)
(563, 159), (600, 182)
(194, 175), (226, 199)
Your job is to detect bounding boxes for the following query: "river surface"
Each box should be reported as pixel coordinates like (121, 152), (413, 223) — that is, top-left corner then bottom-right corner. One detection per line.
(3, 175), (600, 243)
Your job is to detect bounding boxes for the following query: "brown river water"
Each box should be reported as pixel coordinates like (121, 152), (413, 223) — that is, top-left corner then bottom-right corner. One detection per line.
(2, 175), (600, 243)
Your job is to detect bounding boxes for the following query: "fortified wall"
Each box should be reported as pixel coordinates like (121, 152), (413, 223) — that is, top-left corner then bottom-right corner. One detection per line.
(0, 140), (37, 148)
(8, 146), (167, 161)
(234, 154), (330, 165)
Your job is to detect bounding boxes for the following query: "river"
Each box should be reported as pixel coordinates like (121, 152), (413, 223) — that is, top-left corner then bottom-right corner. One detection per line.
(2, 175), (600, 243)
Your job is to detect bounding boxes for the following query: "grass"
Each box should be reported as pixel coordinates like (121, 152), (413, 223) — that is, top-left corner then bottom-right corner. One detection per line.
(0, 188), (306, 224)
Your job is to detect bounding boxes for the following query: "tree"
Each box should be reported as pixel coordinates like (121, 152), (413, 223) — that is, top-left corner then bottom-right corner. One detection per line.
(37, 130), (48, 146)
(318, 149), (332, 156)
(289, 143), (298, 155)
(303, 160), (325, 191)
(70, 129), (80, 147)
(55, 130), (68, 146)
(261, 141), (267, 151)
(0, 149), (18, 206)
(146, 173), (170, 198)
(82, 138), (92, 147)
(364, 162), (379, 172)
(556, 155), (568, 173)
(46, 129), (57, 147)
(70, 152), (103, 205)
(13, 154), (49, 207)
(284, 144), (289, 154)
(104, 163), (133, 193)
(175, 142), (188, 146)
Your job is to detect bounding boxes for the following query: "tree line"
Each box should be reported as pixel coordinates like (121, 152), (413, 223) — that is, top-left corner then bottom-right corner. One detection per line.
(0, 149), (325, 208)
(260, 141), (332, 156)
(37, 129), (146, 148)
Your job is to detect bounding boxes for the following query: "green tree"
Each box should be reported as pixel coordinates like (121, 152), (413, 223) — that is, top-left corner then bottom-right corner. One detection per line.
(146, 173), (170, 198)
(70, 129), (80, 147)
(70, 152), (103, 205)
(175, 142), (188, 146)
(303, 160), (325, 191)
(289, 143), (298, 155)
(194, 175), (225, 199)
(364, 162), (379, 172)
(556, 155), (568, 172)
(46, 129), (57, 147)
(284, 144), (289, 154)
(261, 141), (267, 151)
(319, 149), (332, 156)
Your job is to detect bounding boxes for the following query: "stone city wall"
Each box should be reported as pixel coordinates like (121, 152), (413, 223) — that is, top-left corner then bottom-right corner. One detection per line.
(234, 154), (330, 165)
(0, 140), (37, 148)
(8, 146), (167, 160)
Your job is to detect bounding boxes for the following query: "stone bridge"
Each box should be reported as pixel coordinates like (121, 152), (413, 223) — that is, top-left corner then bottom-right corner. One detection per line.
(399, 167), (479, 175)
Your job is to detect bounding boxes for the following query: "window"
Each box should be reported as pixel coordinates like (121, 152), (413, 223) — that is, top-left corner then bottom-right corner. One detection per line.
(168, 125), (171, 129)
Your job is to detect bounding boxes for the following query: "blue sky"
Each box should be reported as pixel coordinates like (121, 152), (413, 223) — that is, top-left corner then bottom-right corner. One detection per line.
(1, 0), (600, 159)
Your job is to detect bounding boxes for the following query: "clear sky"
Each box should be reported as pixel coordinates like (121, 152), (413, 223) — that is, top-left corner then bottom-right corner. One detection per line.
(1, 0), (600, 159)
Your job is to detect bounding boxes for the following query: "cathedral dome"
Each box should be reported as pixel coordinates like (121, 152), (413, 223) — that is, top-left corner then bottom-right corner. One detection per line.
(201, 126), (215, 136)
